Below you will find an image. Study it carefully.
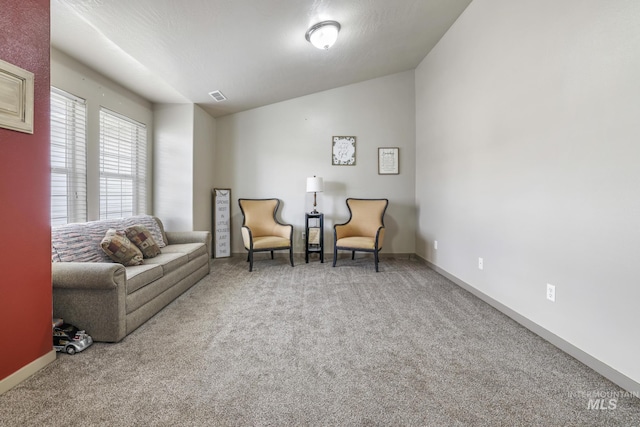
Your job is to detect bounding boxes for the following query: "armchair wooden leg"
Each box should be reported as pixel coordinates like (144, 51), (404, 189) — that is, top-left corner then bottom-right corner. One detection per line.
(352, 251), (355, 260)
(333, 247), (337, 267)
(289, 248), (294, 267)
(374, 251), (379, 272)
(249, 251), (254, 272)
(270, 251), (274, 259)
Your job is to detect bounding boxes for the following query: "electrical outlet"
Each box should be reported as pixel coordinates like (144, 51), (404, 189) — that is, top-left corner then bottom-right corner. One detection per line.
(434, 240), (438, 250)
(302, 231), (306, 240)
(478, 257), (483, 270)
(547, 283), (556, 302)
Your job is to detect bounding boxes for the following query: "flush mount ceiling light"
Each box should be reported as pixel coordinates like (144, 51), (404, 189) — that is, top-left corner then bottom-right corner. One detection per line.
(305, 20), (341, 50)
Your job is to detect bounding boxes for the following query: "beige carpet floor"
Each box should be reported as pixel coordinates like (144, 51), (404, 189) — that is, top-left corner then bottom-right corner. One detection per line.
(1, 255), (639, 426)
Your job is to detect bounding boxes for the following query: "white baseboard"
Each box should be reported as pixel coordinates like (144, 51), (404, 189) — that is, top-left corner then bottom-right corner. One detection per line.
(418, 256), (640, 395)
(0, 350), (56, 395)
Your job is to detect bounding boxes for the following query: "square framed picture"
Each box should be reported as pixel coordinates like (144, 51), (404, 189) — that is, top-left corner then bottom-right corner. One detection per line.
(378, 147), (399, 175)
(332, 136), (356, 165)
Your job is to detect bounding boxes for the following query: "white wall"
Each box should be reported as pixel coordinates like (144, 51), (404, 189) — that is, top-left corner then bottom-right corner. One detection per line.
(51, 48), (154, 220)
(154, 104), (217, 232)
(416, 0), (640, 388)
(153, 104), (194, 231)
(215, 71), (416, 255)
(193, 105), (217, 232)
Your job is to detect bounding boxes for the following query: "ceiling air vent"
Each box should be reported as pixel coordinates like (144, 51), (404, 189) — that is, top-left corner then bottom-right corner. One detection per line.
(208, 90), (227, 102)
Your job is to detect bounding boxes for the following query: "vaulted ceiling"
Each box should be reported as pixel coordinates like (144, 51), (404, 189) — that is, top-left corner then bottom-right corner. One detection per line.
(51, 0), (472, 118)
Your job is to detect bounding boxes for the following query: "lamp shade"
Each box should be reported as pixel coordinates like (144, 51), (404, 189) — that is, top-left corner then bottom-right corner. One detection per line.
(305, 21), (341, 50)
(306, 176), (324, 193)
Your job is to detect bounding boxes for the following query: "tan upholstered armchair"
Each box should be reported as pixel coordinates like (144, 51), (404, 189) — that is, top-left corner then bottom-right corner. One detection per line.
(238, 198), (294, 272)
(333, 198), (389, 272)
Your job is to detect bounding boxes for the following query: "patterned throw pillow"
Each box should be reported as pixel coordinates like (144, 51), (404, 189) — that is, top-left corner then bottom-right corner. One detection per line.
(100, 229), (143, 266)
(125, 224), (161, 258)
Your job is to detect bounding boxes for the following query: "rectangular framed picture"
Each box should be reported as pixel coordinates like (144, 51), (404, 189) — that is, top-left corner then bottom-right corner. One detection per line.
(0, 58), (34, 134)
(212, 188), (232, 258)
(308, 227), (320, 245)
(332, 136), (356, 165)
(378, 147), (399, 175)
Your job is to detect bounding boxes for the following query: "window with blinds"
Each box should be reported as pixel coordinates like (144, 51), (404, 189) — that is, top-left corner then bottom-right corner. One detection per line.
(99, 108), (147, 219)
(50, 87), (87, 226)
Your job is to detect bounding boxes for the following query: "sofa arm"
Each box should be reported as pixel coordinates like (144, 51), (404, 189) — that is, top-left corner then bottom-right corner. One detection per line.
(52, 262), (127, 342)
(52, 262), (125, 290)
(165, 231), (212, 258)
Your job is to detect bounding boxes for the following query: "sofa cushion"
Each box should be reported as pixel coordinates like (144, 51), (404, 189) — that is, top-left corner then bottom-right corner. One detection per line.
(52, 215), (167, 263)
(160, 243), (208, 262)
(142, 252), (188, 275)
(125, 264), (164, 294)
(100, 229), (144, 266)
(125, 225), (161, 258)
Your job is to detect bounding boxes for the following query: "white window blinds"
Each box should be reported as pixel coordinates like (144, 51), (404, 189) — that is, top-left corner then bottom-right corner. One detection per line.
(99, 108), (147, 219)
(50, 87), (87, 226)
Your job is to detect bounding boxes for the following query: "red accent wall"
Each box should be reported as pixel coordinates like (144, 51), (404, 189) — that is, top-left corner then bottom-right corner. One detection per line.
(0, 0), (52, 380)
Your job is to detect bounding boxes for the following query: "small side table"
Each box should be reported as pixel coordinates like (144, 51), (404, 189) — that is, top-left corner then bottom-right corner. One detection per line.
(305, 212), (324, 263)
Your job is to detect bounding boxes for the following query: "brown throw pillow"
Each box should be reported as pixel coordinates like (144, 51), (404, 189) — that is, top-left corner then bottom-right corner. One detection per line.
(100, 229), (143, 266)
(125, 224), (161, 258)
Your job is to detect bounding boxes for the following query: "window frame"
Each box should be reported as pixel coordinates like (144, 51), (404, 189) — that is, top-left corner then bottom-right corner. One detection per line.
(99, 107), (148, 219)
(50, 87), (87, 226)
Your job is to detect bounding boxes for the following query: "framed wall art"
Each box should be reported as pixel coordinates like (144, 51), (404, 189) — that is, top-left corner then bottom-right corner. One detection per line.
(212, 188), (231, 258)
(378, 147), (399, 175)
(0, 58), (34, 134)
(332, 136), (356, 165)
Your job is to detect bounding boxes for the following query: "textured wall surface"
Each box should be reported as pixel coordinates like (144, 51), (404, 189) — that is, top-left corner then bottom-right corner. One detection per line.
(0, 0), (52, 381)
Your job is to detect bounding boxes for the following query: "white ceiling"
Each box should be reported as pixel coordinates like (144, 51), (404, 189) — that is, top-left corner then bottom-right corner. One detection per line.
(51, 0), (472, 118)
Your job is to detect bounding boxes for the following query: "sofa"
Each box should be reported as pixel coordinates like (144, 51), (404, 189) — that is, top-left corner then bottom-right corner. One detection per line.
(51, 215), (211, 342)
